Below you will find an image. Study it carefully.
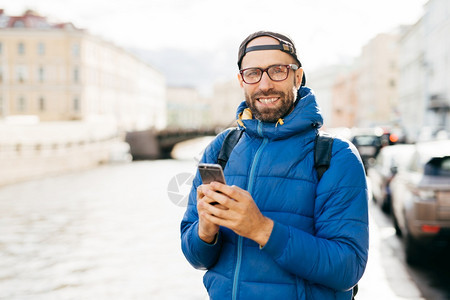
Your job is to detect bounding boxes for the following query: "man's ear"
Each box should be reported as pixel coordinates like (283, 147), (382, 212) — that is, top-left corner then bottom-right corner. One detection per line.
(237, 73), (244, 88)
(295, 68), (303, 90)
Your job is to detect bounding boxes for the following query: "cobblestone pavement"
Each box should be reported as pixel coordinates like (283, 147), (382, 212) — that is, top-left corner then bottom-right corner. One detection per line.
(0, 158), (429, 299)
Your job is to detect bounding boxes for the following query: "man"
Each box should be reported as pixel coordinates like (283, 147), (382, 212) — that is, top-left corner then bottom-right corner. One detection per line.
(181, 31), (369, 299)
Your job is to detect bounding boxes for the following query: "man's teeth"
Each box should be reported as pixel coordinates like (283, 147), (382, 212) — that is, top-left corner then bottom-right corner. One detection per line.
(258, 98), (278, 104)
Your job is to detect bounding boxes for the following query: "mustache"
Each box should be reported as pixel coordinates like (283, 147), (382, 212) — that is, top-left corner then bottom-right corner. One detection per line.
(252, 89), (285, 99)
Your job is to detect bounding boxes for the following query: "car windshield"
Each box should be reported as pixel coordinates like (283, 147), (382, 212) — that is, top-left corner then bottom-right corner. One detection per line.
(424, 156), (450, 176)
(353, 135), (380, 146)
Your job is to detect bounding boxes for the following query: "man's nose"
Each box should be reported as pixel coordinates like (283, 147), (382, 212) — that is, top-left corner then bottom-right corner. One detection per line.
(258, 71), (274, 91)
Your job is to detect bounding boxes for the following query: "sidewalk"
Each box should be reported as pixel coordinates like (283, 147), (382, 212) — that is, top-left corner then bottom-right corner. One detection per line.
(356, 203), (425, 300)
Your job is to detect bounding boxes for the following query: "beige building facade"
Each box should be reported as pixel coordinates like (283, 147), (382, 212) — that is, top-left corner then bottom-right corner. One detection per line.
(331, 68), (359, 128)
(0, 9), (166, 185)
(356, 32), (400, 128)
(211, 79), (243, 128)
(308, 65), (351, 127)
(0, 9), (166, 131)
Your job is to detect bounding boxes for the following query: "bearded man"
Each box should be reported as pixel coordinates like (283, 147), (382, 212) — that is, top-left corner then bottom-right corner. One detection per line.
(181, 31), (369, 300)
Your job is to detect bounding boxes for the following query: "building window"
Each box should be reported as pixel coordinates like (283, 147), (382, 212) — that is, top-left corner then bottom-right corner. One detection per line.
(39, 97), (45, 111)
(17, 96), (26, 112)
(38, 66), (44, 83)
(18, 42), (25, 55)
(72, 44), (80, 57)
(38, 42), (45, 55)
(16, 65), (26, 83)
(389, 79), (396, 87)
(13, 20), (25, 28)
(73, 97), (80, 111)
(73, 67), (79, 83)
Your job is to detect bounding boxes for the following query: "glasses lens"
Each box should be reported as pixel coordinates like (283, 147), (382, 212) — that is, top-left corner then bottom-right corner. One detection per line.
(241, 65), (294, 84)
(242, 68), (261, 84)
(268, 65), (289, 81)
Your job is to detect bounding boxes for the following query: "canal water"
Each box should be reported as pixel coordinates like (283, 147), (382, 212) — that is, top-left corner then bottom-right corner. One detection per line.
(0, 139), (213, 299)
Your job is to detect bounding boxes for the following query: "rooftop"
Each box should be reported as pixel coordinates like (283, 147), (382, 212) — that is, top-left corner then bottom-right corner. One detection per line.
(0, 9), (81, 31)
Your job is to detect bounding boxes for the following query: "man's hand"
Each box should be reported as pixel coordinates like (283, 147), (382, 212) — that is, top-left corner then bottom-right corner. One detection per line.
(197, 185), (221, 243)
(199, 182), (274, 247)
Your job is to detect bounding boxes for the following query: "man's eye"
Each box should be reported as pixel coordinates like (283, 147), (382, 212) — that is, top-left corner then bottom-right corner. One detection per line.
(246, 70), (259, 77)
(271, 66), (284, 73)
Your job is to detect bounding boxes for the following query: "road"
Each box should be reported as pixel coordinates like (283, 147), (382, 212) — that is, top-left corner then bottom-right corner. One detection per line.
(0, 158), (449, 299)
(364, 190), (450, 300)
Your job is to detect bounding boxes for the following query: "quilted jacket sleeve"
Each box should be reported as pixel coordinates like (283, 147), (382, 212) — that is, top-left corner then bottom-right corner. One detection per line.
(180, 131), (229, 270)
(261, 139), (369, 291)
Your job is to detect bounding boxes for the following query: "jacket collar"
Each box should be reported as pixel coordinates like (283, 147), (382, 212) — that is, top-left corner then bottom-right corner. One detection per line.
(235, 86), (323, 140)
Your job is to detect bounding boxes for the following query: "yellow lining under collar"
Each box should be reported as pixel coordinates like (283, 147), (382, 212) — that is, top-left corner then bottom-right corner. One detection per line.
(236, 108), (285, 127)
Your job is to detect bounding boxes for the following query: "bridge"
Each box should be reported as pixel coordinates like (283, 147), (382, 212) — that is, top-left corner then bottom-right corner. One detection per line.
(125, 127), (223, 160)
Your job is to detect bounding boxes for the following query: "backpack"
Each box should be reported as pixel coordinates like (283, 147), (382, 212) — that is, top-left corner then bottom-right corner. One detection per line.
(216, 128), (358, 300)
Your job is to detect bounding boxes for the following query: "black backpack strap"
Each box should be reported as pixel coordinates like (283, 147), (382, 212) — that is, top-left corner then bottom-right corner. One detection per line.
(314, 131), (334, 181)
(352, 284), (358, 299)
(314, 131), (358, 298)
(217, 128), (244, 170)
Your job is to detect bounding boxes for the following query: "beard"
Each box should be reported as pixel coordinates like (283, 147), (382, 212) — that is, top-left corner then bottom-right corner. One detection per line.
(244, 86), (298, 123)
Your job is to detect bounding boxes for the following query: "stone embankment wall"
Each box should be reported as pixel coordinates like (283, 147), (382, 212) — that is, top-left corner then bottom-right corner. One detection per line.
(0, 121), (125, 186)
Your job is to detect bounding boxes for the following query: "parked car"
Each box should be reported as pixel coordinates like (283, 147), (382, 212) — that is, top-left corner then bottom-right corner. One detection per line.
(351, 132), (383, 171)
(367, 144), (415, 213)
(390, 140), (450, 264)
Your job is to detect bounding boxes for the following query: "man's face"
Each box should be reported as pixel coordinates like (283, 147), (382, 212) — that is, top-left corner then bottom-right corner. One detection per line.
(238, 36), (303, 123)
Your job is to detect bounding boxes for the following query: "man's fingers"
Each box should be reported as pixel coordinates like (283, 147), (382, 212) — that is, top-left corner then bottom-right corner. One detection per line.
(197, 185), (206, 199)
(210, 182), (250, 202)
(202, 209), (231, 227)
(203, 187), (238, 209)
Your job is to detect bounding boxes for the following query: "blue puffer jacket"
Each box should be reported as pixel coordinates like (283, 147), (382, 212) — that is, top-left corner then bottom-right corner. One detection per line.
(181, 87), (369, 300)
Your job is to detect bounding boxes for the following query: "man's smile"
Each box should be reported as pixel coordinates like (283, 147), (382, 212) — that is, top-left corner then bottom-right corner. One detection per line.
(256, 97), (280, 105)
(246, 88), (294, 122)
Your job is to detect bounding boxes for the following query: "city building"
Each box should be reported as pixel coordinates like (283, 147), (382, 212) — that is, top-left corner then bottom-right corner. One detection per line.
(422, 0), (450, 135)
(357, 32), (400, 128)
(307, 65), (351, 127)
(210, 79), (243, 128)
(397, 20), (425, 142)
(331, 66), (359, 128)
(0, 9), (166, 185)
(166, 86), (210, 129)
(396, 0), (450, 141)
(0, 9), (166, 131)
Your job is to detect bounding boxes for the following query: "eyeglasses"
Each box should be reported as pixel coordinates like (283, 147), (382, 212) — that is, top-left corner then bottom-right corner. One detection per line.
(240, 64), (298, 84)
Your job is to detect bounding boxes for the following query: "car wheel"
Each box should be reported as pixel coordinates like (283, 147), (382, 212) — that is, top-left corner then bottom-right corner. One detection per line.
(381, 195), (391, 214)
(391, 208), (402, 236)
(404, 233), (421, 265)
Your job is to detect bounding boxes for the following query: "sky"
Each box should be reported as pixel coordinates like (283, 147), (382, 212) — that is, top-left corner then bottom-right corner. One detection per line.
(0, 0), (428, 91)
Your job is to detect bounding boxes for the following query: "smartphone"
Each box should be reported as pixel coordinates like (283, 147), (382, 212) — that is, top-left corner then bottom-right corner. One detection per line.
(198, 163), (226, 205)
(198, 163), (226, 184)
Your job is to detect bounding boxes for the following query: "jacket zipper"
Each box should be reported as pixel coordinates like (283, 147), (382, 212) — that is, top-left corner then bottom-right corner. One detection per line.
(232, 121), (268, 300)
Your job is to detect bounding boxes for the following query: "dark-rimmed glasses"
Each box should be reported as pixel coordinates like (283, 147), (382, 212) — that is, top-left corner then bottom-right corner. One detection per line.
(240, 64), (298, 84)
